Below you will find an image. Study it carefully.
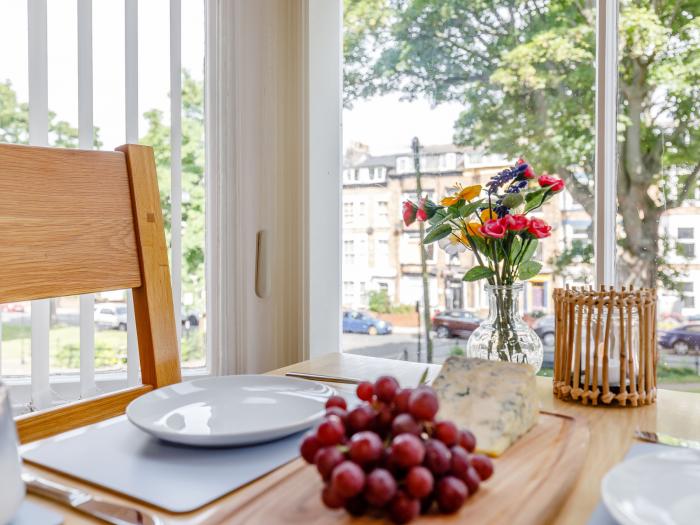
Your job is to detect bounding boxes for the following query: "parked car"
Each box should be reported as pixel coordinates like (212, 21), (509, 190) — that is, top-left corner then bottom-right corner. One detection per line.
(432, 310), (482, 339)
(94, 302), (128, 331)
(533, 315), (555, 347)
(658, 324), (700, 354)
(342, 311), (392, 335)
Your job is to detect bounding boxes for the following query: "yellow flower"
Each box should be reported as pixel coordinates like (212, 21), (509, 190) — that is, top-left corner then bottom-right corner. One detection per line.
(457, 184), (481, 202)
(440, 184), (482, 207)
(466, 222), (484, 238)
(480, 209), (497, 222)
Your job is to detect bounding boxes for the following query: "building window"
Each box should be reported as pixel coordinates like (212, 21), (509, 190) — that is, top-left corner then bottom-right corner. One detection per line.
(678, 228), (694, 240)
(344, 240), (355, 265)
(531, 282), (546, 309)
(678, 242), (696, 259)
(377, 201), (388, 220)
(343, 202), (354, 222)
(376, 239), (389, 265)
(681, 282), (695, 309)
(343, 281), (354, 304)
(358, 201), (366, 219)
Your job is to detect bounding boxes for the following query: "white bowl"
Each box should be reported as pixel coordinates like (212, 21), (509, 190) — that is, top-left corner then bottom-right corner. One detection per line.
(126, 375), (334, 447)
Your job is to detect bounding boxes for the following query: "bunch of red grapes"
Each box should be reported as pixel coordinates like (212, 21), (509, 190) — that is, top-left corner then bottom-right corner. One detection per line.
(300, 375), (494, 524)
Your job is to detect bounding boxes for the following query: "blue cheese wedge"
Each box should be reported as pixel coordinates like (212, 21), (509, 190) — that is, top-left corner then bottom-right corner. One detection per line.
(432, 357), (539, 457)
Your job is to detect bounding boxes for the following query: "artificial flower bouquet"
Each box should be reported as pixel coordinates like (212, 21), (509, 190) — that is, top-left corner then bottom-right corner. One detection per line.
(402, 159), (564, 286)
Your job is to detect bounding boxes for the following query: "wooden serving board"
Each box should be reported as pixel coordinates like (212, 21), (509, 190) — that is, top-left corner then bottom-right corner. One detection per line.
(148, 410), (588, 525)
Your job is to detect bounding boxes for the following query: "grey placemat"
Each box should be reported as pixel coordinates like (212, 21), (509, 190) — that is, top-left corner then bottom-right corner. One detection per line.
(586, 442), (672, 525)
(21, 416), (308, 513)
(10, 501), (63, 525)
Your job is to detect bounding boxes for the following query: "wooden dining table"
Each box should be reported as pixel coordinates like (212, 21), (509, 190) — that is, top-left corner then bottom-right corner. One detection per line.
(22, 352), (700, 524)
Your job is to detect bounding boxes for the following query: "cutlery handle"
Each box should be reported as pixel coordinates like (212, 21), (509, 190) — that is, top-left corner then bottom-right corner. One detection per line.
(22, 472), (92, 507)
(285, 372), (362, 385)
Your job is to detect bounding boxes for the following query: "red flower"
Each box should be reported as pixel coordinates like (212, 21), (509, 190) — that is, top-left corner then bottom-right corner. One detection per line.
(523, 165), (535, 179)
(527, 218), (552, 239)
(538, 174), (564, 192)
(416, 197), (428, 222)
(480, 219), (507, 239)
(402, 201), (417, 226)
(500, 214), (529, 231)
(516, 157), (526, 165)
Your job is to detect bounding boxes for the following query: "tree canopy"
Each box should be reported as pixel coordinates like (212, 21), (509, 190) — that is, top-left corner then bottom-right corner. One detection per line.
(344, 0), (700, 288)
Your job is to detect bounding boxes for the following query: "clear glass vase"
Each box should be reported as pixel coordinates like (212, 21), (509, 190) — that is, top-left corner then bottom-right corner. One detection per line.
(465, 283), (543, 372)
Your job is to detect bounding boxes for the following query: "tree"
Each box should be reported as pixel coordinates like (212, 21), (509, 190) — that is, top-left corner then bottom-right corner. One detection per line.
(344, 0), (700, 288)
(140, 71), (205, 310)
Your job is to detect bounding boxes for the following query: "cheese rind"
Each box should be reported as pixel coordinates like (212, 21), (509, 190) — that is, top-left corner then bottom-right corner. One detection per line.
(432, 357), (539, 456)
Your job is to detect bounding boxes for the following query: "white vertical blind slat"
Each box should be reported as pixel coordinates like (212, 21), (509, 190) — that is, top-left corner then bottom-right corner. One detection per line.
(27, 0), (52, 410)
(170, 0), (182, 345)
(78, 0), (97, 397)
(125, 0), (140, 386)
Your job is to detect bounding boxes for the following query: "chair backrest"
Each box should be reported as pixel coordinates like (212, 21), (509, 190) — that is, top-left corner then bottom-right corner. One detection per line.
(0, 143), (181, 443)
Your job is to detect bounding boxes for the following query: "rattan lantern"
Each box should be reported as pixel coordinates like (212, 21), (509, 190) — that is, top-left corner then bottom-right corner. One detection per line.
(552, 286), (657, 407)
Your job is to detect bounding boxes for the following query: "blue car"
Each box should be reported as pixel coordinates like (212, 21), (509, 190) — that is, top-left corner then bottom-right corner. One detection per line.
(343, 311), (392, 335)
(658, 324), (700, 354)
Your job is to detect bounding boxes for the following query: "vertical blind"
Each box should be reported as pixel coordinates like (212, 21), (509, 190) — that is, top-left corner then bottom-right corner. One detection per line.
(23, 0), (184, 410)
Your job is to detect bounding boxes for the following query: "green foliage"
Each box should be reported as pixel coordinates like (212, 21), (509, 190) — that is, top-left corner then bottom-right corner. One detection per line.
(449, 346), (465, 357)
(368, 289), (391, 313)
(462, 265), (494, 282)
(53, 342), (125, 369)
(518, 260), (543, 281)
(344, 0), (700, 288)
(423, 223), (452, 244)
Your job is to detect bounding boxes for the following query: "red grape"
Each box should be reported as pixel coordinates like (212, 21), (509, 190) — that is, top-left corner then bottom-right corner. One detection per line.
(391, 413), (421, 437)
(408, 387), (439, 421)
(394, 388), (412, 413)
(347, 405), (375, 433)
(471, 454), (494, 481)
(389, 491), (420, 524)
(458, 429), (477, 453)
(364, 468), (397, 507)
(436, 476), (468, 513)
(300, 432), (321, 464)
(316, 415), (345, 446)
(331, 461), (366, 499)
(449, 445), (470, 478)
(405, 465), (433, 499)
(321, 484), (346, 509)
(356, 381), (374, 401)
(349, 431), (383, 465)
(435, 420), (459, 446)
(462, 466), (481, 494)
(391, 433), (425, 468)
(419, 493), (435, 515)
(374, 375), (400, 402)
(325, 406), (348, 426)
(325, 395), (347, 410)
(344, 495), (368, 517)
(375, 403), (394, 435)
(315, 446), (345, 480)
(424, 438), (451, 475)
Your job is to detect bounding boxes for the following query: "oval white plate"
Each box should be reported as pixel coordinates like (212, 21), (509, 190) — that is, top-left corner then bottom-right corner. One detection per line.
(126, 375), (334, 447)
(602, 448), (700, 525)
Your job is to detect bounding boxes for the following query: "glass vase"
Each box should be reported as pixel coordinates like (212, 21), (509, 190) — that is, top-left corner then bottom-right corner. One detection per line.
(465, 283), (543, 372)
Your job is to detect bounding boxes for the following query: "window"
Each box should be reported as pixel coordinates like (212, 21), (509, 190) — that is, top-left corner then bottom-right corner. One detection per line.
(377, 200), (388, 220)
(376, 239), (389, 266)
(678, 228), (694, 240)
(357, 201), (366, 219)
(343, 281), (354, 305)
(0, 1), (206, 409)
(343, 201), (354, 222)
(678, 243), (696, 259)
(343, 240), (355, 265)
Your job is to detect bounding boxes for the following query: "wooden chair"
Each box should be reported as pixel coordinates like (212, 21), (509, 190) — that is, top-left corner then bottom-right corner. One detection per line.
(0, 143), (181, 444)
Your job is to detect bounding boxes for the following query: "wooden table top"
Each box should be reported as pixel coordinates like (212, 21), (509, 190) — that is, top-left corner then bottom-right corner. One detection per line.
(23, 353), (700, 525)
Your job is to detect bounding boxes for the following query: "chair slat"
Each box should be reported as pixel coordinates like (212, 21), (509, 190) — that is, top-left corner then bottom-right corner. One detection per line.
(0, 144), (141, 303)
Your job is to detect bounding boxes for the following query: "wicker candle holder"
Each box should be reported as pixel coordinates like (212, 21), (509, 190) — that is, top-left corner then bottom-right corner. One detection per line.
(552, 286), (657, 407)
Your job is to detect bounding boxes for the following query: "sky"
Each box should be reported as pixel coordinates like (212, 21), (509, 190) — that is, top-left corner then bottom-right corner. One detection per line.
(0, 0), (204, 150)
(0, 0), (458, 156)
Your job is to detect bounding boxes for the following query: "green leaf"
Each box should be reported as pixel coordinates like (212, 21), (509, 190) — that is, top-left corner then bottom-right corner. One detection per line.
(423, 223), (453, 244)
(509, 236), (522, 263)
(519, 238), (538, 263)
(428, 209), (448, 226)
(524, 190), (548, 214)
(462, 265), (495, 282)
(518, 260), (543, 281)
(418, 367), (430, 386)
(525, 188), (546, 202)
(458, 199), (484, 218)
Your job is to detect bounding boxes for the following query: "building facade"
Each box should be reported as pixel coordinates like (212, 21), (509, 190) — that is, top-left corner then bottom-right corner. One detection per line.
(342, 145), (700, 319)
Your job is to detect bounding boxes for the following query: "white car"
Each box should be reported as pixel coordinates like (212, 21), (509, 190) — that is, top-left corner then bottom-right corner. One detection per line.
(94, 303), (128, 331)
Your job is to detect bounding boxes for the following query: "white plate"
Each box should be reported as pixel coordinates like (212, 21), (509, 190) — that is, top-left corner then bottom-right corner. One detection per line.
(602, 448), (700, 525)
(126, 375), (333, 447)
